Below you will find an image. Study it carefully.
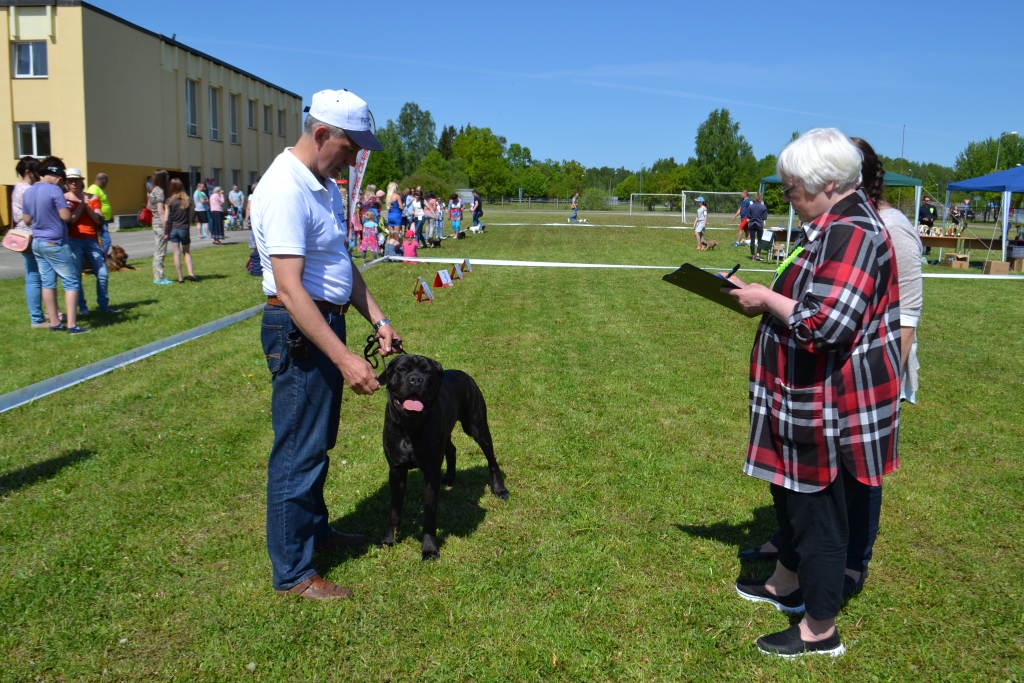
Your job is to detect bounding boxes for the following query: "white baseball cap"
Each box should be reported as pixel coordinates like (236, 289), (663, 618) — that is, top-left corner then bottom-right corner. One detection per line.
(304, 89), (383, 151)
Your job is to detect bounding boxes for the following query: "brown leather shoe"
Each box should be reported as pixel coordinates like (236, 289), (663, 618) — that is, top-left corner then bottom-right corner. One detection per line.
(315, 530), (368, 552)
(275, 575), (352, 600)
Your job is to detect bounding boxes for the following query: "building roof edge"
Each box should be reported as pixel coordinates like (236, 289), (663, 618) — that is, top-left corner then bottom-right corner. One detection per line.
(0, 0), (303, 101)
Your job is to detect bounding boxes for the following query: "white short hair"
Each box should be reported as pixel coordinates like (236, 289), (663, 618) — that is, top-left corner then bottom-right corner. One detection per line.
(776, 128), (863, 194)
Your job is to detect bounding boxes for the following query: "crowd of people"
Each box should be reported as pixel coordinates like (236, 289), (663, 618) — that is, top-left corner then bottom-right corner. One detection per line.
(11, 156), (119, 334)
(348, 184), (485, 265)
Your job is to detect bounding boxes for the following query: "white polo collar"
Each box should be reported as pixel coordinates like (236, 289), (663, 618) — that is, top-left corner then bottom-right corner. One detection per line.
(284, 148), (330, 195)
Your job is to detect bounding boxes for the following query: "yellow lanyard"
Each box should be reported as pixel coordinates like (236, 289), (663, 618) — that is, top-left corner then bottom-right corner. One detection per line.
(772, 246), (805, 287)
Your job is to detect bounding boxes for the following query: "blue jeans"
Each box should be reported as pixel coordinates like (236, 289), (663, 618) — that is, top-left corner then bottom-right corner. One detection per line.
(414, 217), (426, 245)
(100, 222), (111, 254)
(765, 482), (882, 573)
(570, 207), (578, 222)
(472, 209), (483, 226)
(69, 238), (109, 311)
(32, 240), (81, 292)
(21, 249), (45, 324)
(261, 304), (347, 590)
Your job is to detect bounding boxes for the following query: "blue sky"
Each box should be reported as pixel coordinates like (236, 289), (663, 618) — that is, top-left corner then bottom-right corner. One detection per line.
(95, 0), (1023, 170)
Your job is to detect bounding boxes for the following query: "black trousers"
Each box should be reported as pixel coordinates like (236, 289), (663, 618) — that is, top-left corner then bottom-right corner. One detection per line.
(771, 463), (859, 620)
(749, 226), (763, 256)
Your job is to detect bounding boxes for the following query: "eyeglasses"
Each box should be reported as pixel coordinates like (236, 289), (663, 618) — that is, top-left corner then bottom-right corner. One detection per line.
(782, 184), (798, 199)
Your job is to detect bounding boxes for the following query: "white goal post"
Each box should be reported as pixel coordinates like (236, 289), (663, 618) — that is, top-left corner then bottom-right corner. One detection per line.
(629, 193), (684, 219)
(629, 191), (751, 223)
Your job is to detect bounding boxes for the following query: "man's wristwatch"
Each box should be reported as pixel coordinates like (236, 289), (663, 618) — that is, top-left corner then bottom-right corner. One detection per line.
(373, 318), (391, 332)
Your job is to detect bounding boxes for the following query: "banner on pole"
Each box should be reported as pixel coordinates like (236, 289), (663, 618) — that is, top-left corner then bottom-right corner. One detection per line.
(433, 269), (454, 288)
(413, 277), (433, 303)
(346, 110), (376, 222)
(348, 149), (370, 222)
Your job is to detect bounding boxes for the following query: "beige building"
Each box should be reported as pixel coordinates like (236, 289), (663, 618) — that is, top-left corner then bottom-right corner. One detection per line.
(0, 0), (303, 222)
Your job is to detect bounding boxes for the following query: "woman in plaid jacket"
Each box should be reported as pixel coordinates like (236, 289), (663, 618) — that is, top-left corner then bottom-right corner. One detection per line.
(721, 128), (902, 658)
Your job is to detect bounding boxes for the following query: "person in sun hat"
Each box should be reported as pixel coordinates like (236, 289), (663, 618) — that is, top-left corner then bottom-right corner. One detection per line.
(65, 167), (119, 316)
(693, 196), (708, 249)
(251, 88), (401, 601)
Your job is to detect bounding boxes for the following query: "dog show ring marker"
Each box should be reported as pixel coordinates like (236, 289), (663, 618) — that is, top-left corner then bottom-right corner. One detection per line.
(433, 269), (454, 288)
(413, 276), (434, 303)
(462, 259), (472, 273)
(450, 263), (464, 280)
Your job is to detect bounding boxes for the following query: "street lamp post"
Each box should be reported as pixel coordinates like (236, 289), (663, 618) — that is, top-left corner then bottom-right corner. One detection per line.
(994, 131), (1018, 172)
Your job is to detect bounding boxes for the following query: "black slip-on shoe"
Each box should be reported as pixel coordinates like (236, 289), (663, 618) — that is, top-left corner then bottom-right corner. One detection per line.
(843, 569), (868, 597)
(756, 624), (845, 658)
(738, 544), (779, 562)
(735, 578), (805, 614)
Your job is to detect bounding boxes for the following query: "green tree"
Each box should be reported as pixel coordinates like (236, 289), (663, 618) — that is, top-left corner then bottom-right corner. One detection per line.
(362, 147), (400, 191)
(437, 125), (456, 161)
(451, 125), (512, 196)
(954, 134), (1024, 181)
(514, 166), (548, 198)
(506, 143), (533, 171)
(613, 174), (640, 201)
(394, 102), (437, 176)
(416, 150), (452, 182)
(692, 109), (755, 191)
(399, 172), (454, 203)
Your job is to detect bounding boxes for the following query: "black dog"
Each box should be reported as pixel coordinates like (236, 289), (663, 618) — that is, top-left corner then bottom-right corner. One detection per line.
(378, 354), (509, 560)
(427, 237), (442, 249)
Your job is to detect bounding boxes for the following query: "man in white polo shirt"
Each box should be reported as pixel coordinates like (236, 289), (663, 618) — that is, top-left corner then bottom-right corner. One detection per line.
(251, 89), (399, 601)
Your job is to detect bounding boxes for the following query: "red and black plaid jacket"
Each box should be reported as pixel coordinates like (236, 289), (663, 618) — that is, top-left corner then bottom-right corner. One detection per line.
(745, 189), (902, 492)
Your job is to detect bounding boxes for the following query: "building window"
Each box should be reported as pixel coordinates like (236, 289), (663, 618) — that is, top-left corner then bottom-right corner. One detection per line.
(14, 41), (47, 78)
(229, 94), (239, 144)
(231, 169), (240, 188)
(248, 171), (256, 188)
(277, 109), (285, 137)
(211, 168), (222, 189)
(189, 166), (201, 188)
(16, 122), (50, 157)
(209, 87), (221, 141)
(247, 99), (256, 129)
(185, 80), (198, 137)
(263, 105), (271, 133)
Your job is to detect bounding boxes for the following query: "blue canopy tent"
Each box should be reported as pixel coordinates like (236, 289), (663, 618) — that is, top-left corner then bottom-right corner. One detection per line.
(945, 166), (1024, 262)
(759, 172), (923, 253)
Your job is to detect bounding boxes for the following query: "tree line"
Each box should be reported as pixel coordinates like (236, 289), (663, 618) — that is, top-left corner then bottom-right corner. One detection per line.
(362, 102), (1020, 212)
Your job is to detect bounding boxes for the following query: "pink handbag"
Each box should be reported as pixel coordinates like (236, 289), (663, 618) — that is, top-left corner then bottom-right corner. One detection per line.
(2, 227), (32, 252)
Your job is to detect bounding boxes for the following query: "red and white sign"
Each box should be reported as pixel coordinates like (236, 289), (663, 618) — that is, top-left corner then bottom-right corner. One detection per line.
(433, 269), (454, 288)
(413, 276), (433, 303)
(348, 148), (370, 222)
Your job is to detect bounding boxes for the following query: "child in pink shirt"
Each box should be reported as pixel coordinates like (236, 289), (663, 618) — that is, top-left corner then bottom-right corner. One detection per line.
(401, 229), (418, 263)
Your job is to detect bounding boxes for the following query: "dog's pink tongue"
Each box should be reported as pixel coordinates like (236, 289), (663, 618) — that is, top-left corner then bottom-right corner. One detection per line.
(402, 398), (424, 412)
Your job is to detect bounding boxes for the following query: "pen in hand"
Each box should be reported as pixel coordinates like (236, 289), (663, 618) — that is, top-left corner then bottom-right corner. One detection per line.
(721, 263), (741, 282)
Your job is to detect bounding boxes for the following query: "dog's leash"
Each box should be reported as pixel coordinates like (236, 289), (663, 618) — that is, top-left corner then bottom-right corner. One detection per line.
(363, 332), (406, 370)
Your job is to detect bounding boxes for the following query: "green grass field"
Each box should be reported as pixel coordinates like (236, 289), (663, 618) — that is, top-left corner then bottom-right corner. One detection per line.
(1, 214), (1022, 681)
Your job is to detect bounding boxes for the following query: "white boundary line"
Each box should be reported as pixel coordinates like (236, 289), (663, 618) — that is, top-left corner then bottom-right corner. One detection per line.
(384, 256), (1024, 279)
(489, 222), (738, 231)
(0, 257), (390, 415)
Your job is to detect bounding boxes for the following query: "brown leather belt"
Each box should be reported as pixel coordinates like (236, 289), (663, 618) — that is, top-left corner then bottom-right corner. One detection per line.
(266, 296), (349, 314)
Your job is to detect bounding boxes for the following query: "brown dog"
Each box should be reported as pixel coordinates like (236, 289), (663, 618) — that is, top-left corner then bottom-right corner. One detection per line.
(106, 245), (136, 271)
(705, 240), (719, 250)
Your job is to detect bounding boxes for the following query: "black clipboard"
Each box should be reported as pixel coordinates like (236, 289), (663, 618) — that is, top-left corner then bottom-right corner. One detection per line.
(662, 263), (759, 318)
